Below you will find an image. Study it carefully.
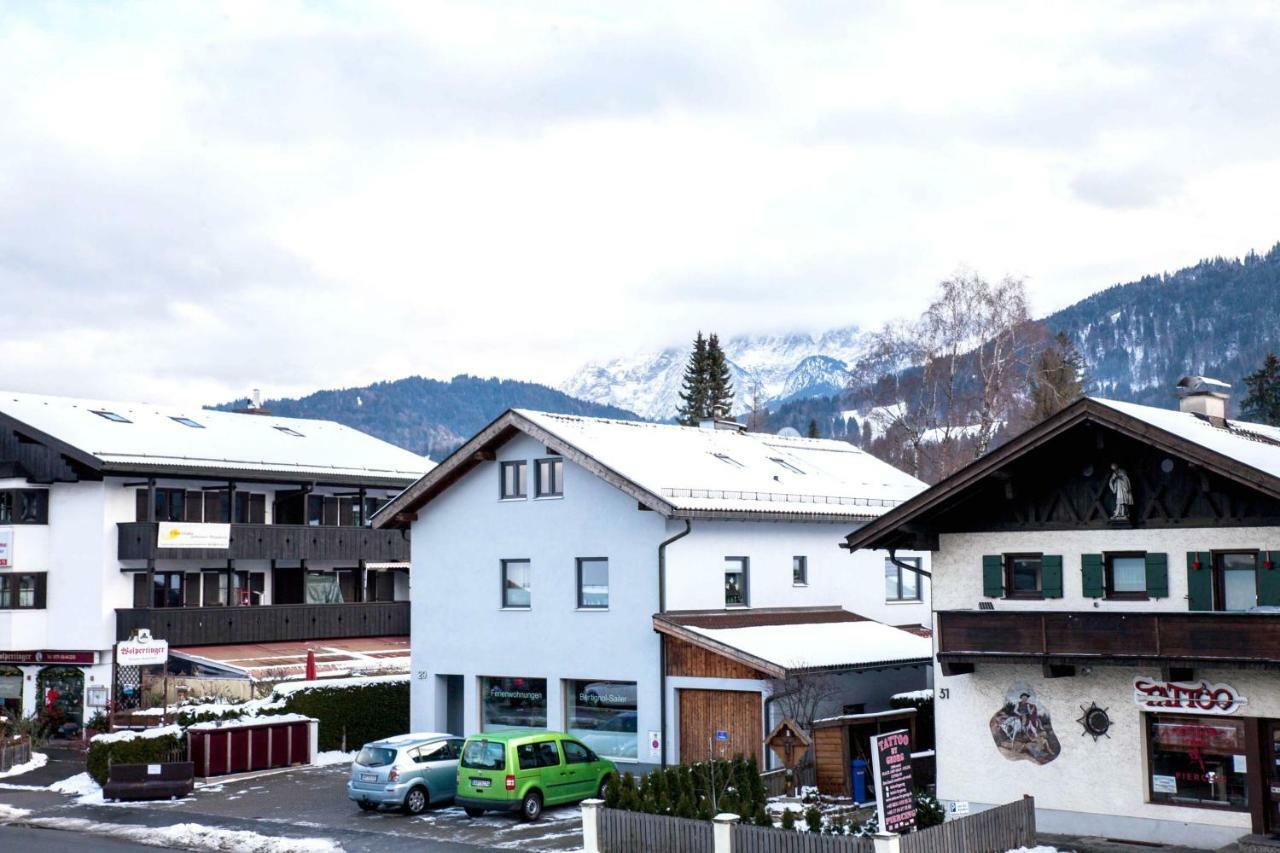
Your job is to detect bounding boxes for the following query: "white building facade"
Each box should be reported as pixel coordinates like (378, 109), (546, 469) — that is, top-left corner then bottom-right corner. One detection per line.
(377, 410), (933, 771)
(844, 382), (1280, 846)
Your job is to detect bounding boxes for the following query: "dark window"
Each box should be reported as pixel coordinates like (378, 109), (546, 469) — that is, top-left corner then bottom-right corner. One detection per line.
(337, 568), (360, 603)
(0, 490), (48, 524)
(461, 740), (505, 770)
(366, 569), (398, 602)
(517, 741), (561, 769)
(414, 740), (452, 763)
(234, 493), (266, 524)
(1004, 554), (1042, 598)
(534, 458), (563, 498)
(274, 426), (304, 437)
(139, 488), (186, 523)
(724, 557), (748, 606)
(563, 740), (593, 765)
(356, 747), (396, 767)
(0, 573), (45, 609)
(1106, 552), (1147, 599)
(501, 461), (527, 499)
(91, 410), (130, 423)
(202, 570), (230, 607)
(885, 557), (922, 601)
(1146, 713), (1248, 810)
(183, 491), (204, 522)
(480, 676), (547, 731)
(170, 416), (203, 428)
(502, 559), (531, 608)
(576, 558), (609, 608)
(203, 490), (231, 523)
(793, 556), (808, 586)
(152, 572), (184, 608)
(1216, 552), (1258, 611)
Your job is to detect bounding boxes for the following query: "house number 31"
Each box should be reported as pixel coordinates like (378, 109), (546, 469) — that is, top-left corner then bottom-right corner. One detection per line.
(938, 688), (950, 700)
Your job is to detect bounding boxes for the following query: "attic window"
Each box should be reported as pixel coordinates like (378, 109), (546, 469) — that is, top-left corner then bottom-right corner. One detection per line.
(712, 453), (744, 469)
(170, 416), (204, 429)
(274, 426), (305, 438)
(91, 410), (131, 423)
(770, 457), (805, 475)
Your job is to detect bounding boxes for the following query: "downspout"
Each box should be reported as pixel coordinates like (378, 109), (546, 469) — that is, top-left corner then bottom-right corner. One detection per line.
(658, 518), (692, 768)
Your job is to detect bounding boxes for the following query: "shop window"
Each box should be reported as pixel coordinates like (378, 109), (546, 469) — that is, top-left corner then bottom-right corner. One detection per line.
(567, 679), (637, 761)
(535, 458), (563, 498)
(1146, 713), (1248, 811)
(480, 676), (547, 732)
(500, 461), (527, 499)
(0, 573), (45, 609)
(793, 556), (808, 586)
(576, 558), (608, 609)
(502, 559), (531, 608)
(724, 557), (748, 606)
(885, 557), (921, 601)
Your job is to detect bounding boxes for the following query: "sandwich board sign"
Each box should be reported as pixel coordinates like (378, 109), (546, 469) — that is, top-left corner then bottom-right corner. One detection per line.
(871, 728), (916, 834)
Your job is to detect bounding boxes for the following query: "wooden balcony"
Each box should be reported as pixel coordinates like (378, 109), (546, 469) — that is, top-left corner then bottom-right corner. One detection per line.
(937, 609), (1280, 670)
(115, 601), (410, 646)
(117, 522), (410, 563)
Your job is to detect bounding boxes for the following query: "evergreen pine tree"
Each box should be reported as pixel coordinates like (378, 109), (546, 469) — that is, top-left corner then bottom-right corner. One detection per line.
(1242, 352), (1280, 425)
(806, 418), (819, 438)
(1027, 331), (1085, 422)
(676, 332), (710, 426)
(705, 334), (735, 418)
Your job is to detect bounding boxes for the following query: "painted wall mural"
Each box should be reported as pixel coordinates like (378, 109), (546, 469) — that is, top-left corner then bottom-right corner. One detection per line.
(989, 682), (1061, 764)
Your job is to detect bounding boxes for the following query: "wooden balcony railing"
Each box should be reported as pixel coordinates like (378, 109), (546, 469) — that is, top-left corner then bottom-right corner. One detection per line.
(937, 609), (1280, 667)
(117, 522), (410, 562)
(115, 601), (410, 646)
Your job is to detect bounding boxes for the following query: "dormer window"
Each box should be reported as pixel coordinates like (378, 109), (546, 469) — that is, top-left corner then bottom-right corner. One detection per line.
(274, 426), (305, 437)
(713, 453), (743, 469)
(92, 410), (130, 423)
(170, 416), (204, 428)
(770, 457), (804, 475)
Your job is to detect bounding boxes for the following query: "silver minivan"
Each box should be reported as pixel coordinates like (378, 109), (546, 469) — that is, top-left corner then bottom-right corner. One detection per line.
(347, 732), (464, 814)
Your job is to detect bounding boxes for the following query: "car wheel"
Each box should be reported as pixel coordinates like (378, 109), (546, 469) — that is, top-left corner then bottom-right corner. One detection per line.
(357, 801), (378, 812)
(403, 786), (429, 815)
(521, 790), (543, 822)
(463, 806), (486, 818)
(597, 776), (611, 799)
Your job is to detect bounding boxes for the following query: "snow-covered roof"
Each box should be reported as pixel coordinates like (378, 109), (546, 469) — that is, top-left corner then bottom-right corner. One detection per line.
(683, 620), (932, 672)
(514, 410), (924, 520)
(0, 391), (433, 485)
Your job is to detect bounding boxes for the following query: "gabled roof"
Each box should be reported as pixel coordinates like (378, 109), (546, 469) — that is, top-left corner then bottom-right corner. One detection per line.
(842, 396), (1280, 553)
(653, 607), (933, 677)
(0, 391), (433, 486)
(373, 409), (925, 525)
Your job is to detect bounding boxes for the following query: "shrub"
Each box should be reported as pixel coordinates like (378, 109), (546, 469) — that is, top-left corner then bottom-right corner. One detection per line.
(86, 729), (185, 785)
(915, 788), (945, 827)
(275, 680), (408, 751)
(780, 808), (796, 830)
(804, 806), (822, 833)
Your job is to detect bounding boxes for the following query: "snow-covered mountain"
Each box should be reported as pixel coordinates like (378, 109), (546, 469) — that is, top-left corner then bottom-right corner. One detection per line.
(561, 327), (869, 420)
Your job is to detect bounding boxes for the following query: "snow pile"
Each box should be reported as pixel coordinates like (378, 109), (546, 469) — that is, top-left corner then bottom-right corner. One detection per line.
(188, 713), (314, 732)
(891, 689), (933, 702)
(687, 620), (932, 670)
(269, 673), (407, 698)
(313, 750), (356, 767)
(1007, 848), (1061, 853)
(0, 751), (47, 779)
(91, 724), (183, 745)
(23, 816), (343, 851)
(0, 803), (31, 820)
(49, 771), (105, 804)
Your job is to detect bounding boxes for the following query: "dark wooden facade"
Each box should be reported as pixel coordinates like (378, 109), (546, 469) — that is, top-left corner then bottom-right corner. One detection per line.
(937, 609), (1280, 669)
(677, 688), (763, 764)
(117, 522), (410, 562)
(115, 601), (409, 646)
(665, 636), (770, 679)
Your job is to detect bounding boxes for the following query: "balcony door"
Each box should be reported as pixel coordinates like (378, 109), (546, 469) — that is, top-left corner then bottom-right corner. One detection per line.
(1215, 552), (1259, 612)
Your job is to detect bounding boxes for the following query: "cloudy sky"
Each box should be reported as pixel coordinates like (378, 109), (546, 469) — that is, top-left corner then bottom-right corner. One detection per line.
(4, 1), (1280, 405)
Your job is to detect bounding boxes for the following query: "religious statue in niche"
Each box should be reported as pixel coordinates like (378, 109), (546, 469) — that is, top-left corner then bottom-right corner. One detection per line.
(989, 682), (1061, 764)
(1108, 464), (1133, 522)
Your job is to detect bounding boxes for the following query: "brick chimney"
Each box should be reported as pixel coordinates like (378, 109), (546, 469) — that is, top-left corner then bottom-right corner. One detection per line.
(1176, 375), (1230, 424)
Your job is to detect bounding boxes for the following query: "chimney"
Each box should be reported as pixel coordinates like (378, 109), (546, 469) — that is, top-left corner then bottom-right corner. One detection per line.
(251, 388), (261, 409)
(699, 417), (747, 433)
(1176, 375), (1230, 424)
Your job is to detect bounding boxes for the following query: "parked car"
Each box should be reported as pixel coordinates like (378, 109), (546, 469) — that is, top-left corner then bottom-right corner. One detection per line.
(347, 732), (464, 815)
(456, 729), (616, 821)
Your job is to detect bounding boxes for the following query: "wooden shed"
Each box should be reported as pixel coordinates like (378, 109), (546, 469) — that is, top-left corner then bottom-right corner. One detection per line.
(812, 708), (917, 799)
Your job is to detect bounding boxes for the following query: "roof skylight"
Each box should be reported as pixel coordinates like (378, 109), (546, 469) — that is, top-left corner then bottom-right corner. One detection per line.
(274, 426), (305, 437)
(170, 416), (204, 429)
(91, 410), (131, 423)
(712, 453), (744, 469)
(770, 457), (805, 475)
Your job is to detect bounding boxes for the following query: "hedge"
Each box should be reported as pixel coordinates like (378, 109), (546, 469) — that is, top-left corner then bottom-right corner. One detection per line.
(276, 680), (409, 751)
(87, 729), (186, 785)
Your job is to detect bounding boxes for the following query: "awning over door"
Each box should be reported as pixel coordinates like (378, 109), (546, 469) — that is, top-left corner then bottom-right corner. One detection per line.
(170, 636), (409, 681)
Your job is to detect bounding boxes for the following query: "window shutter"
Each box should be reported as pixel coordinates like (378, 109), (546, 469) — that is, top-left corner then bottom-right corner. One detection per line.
(1187, 551), (1213, 611)
(1041, 555), (1063, 598)
(135, 489), (148, 522)
(34, 573), (47, 609)
(1081, 554), (1104, 598)
(1259, 550), (1280, 607)
(1145, 553), (1169, 599)
(982, 555), (1004, 598)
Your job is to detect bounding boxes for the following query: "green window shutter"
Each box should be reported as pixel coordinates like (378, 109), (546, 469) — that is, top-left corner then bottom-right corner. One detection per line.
(1187, 551), (1213, 611)
(1259, 551), (1280, 607)
(1041, 555), (1063, 598)
(1081, 554), (1104, 598)
(982, 555), (1004, 598)
(1145, 553), (1169, 599)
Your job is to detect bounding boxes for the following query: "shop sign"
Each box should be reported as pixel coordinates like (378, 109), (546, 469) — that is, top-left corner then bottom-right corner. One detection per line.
(156, 522), (231, 550)
(117, 634), (168, 667)
(0, 650), (97, 665)
(0, 529), (11, 567)
(1133, 676), (1247, 715)
(87, 685), (108, 707)
(872, 728), (916, 834)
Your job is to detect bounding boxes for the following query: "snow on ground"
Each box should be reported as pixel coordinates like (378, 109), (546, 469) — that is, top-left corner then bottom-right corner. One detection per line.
(49, 771), (105, 804)
(312, 750), (355, 767)
(21, 816), (342, 852)
(1007, 848), (1061, 853)
(0, 751), (47, 778)
(0, 803), (32, 820)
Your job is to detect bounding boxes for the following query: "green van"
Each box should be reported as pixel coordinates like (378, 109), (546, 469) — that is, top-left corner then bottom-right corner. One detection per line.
(456, 730), (617, 821)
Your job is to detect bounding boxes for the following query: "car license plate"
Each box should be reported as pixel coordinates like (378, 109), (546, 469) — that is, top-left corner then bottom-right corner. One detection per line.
(470, 778), (491, 788)
(361, 773), (377, 782)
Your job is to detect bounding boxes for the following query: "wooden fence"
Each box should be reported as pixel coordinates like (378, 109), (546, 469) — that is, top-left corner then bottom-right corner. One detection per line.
(733, 823), (874, 853)
(762, 763), (817, 797)
(0, 735), (32, 774)
(598, 806), (715, 852)
(900, 797), (1036, 853)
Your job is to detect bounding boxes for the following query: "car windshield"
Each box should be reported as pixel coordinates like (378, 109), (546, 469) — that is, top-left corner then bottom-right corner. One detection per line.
(355, 747), (397, 767)
(460, 740), (506, 771)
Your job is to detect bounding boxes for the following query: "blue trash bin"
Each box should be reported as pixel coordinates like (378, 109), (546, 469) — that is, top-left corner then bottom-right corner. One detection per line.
(851, 758), (868, 803)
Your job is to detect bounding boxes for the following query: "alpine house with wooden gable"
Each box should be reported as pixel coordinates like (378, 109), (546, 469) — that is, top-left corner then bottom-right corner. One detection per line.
(0, 391), (432, 730)
(842, 377), (1280, 846)
(374, 410), (933, 772)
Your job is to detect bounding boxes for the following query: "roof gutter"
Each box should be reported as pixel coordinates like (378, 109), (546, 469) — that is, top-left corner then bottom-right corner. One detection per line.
(657, 519), (692, 768)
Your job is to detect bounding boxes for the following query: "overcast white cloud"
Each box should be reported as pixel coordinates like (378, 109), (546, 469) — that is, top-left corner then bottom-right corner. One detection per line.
(3, 0), (1280, 405)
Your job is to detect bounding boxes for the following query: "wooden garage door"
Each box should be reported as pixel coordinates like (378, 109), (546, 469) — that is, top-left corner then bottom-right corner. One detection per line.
(678, 689), (762, 764)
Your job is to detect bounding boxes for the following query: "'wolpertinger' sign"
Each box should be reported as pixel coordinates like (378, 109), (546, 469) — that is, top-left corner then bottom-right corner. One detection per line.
(871, 728), (916, 833)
